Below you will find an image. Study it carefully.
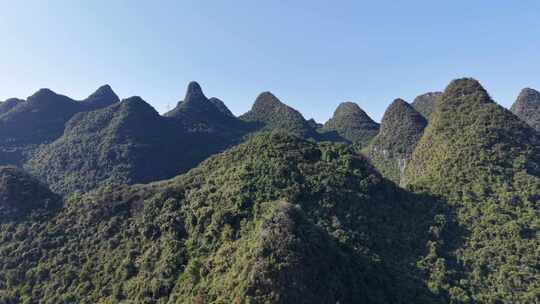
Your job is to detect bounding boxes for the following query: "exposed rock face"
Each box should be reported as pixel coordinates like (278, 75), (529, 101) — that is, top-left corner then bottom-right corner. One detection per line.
(209, 97), (235, 117)
(365, 98), (427, 183)
(322, 102), (379, 146)
(240, 92), (318, 139)
(0, 166), (60, 220)
(411, 92), (442, 118)
(511, 87), (540, 131)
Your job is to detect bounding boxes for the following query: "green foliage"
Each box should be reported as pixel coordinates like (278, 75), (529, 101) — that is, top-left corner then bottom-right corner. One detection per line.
(364, 99), (427, 183)
(404, 78), (540, 303)
(411, 92), (442, 119)
(321, 102), (380, 147)
(26, 95), (248, 195)
(240, 92), (320, 139)
(0, 87), (118, 167)
(0, 132), (447, 303)
(0, 166), (61, 220)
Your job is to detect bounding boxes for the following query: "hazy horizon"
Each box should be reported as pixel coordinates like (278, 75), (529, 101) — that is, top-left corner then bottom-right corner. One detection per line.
(1, 1), (539, 122)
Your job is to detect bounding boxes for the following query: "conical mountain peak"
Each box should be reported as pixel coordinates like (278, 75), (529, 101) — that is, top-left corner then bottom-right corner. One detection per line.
(411, 91), (442, 118)
(120, 96), (159, 115)
(438, 78), (492, 109)
(164, 82), (239, 130)
(28, 88), (58, 100)
(322, 101), (379, 145)
(379, 98), (425, 133)
(365, 98), (427, 183)
(184, 81), (207, 104)
(333, 101), (369, 118)
(240, 92), (317, 138)
(83, 84), (120, 109)
(250, 91), (283, 112)
(511, 87), (540, 131)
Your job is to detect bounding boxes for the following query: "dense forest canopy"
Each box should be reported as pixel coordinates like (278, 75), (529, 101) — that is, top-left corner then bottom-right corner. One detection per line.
(0, 77), (538, 303)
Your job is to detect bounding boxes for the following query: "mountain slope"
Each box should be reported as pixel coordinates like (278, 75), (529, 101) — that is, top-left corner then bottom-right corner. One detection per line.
(0, 98), (23, 115)
(0, 86), (119, 166)
(365, 99), (427, 183)
(411, 92), (442, 119)
(0, 166), (60, 221)
(0, 133), (445, 304)
(164, 82), (248, 135)
(404, 78), (540, 303)
(511, 87), (540, 131)
(322, 102), (380, 146)
(26, 83), (250, 195)
(240, 92), (319, 139)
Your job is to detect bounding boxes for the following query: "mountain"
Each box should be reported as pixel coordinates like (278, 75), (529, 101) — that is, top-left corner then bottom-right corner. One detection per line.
(0, 166), (60, 220)
(81, 84), (120, 110)
(0, 132), (446, 303)
(0, 86), (119, 166)
(364, 98), (427, 183)
(26, 84), (249, 195)
(404, 78), (540, 303)
(0, 98), (23, 115)
(240, 92), (319, 139)
(411, 92), (442, 119)
(321, 102), (379, 146)
(307, 118), (322, 129)
(510, 87), (540, 131)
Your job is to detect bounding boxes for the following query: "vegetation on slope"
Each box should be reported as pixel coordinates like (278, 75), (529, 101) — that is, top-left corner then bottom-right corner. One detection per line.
(26, 93), (244, 195)
(511, 87), (540, 132)
(0, 166), (60, 221)
(0, 86), (119, 166)
(240, 92), (319, 139)
(404, 78), (540, 303)
(322, 102), (380, 147)
(411, 92), (442, 119)
(0, 132), (448, 304)
(365, 98), (427, 183)
(164, 82), (249, 135)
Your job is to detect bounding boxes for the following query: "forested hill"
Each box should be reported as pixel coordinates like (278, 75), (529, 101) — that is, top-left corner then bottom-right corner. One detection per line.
(0, 85), (119, 166)
(0, 77), (538, 303)
(404, 78), (540, 303)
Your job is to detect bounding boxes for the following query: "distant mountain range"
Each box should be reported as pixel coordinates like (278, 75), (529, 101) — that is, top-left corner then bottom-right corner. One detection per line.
(0, 78), (538, 303)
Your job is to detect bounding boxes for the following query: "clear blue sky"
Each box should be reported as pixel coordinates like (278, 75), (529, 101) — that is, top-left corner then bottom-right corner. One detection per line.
(1, 1), (539, 122)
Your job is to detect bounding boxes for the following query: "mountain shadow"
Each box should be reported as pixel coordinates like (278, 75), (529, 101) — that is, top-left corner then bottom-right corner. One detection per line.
(0, 85), (119, 166)
(0, 132), (453, 304)
(404, 78), (540, 303)
(26, 82), (252, 195)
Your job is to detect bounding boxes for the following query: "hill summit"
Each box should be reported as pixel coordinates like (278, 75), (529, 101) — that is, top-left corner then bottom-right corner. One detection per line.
(404, 78), (540, 303)
(365, 98), (427, 183)
(322, 101), (379, 146)
(511, 87), (540, 131)
(0, 85), (120, 166)
(240, 92), (318, 138)
(411, 92), (442, 118)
